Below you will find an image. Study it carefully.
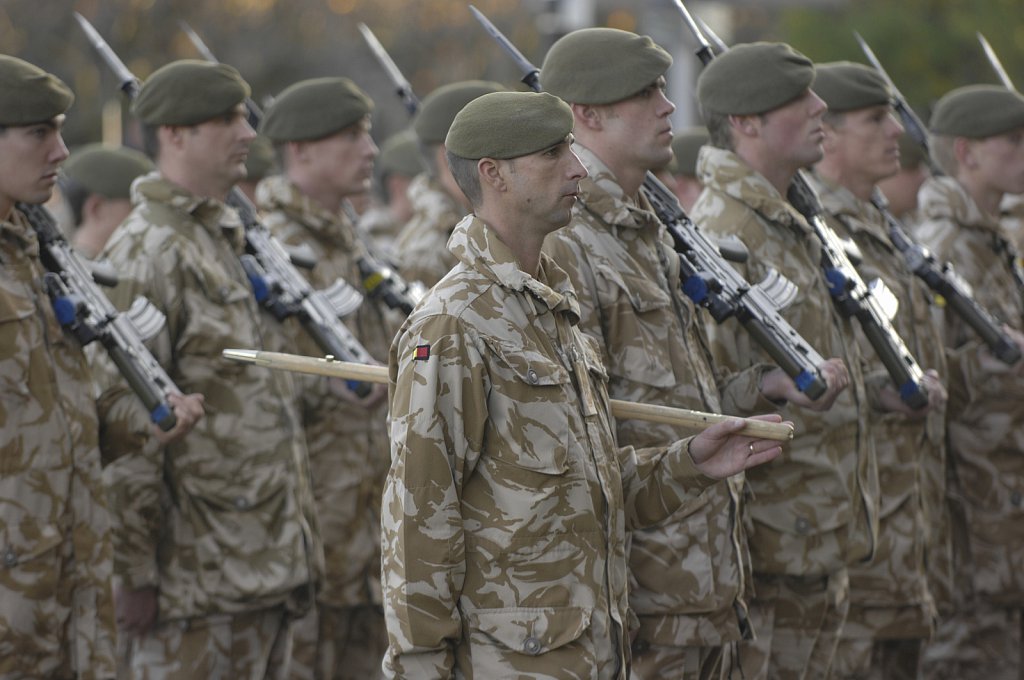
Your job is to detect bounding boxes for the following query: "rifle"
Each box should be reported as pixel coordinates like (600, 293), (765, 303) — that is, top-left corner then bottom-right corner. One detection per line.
(223, 349), (795, 441)
(855, 31), (1022, 363)
(469, 4), (830, 400)
(675, 0), (930, 407)
(75, 12), (379, 395)
(21, 202), (180, 430)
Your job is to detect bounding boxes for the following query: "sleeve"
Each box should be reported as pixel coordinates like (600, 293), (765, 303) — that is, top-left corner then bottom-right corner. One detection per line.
(617, 437), (719, 531)
(381, 312), (487, 679)
(93, 238), (178, 590)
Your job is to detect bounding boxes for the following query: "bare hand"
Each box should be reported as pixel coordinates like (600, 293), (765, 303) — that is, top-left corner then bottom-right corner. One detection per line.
(688, 414), (788, 479)
(152, 392), (205, 445)
(978, 325), (1024, 377)
(115, 584), (158, 637)
(876, 368), (947, 419)
(760, 358), (849, 412)
(328, 379), (388, 409)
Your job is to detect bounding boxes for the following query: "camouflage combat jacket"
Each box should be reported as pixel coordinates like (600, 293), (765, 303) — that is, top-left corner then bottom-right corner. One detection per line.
(812, 174), (946, 634)
(542, 146), (752, 648)
(0, 210), (116, 679)
(915, 176), (1024, 607)
(393, 174), (461, 287)
(691, 147), (878, 578)
(95, 173), (321, 621)
(258, 175), (399, 609)
(382, 215), (719, 679)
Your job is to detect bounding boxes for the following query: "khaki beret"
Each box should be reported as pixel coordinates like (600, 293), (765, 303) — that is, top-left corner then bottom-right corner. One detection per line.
(541, 28), (672, 105)
(814, 61), (891, 113)
(414, 80), (504, 145)
(446, 91), (573, 160)
(930, 84), (1024, 138)
(670, 127), (710, 176)
(377, 129), (424, 178)
(244, 135), (276, 181)
(697, 42), (815, 116)
(260, 77), (373, 142)
(62, 144), (154, 199)
(133, 60), (250, 126)
(0, 55), (74, 125)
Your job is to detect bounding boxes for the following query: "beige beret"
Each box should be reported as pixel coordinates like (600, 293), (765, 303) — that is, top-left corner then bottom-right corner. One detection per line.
(0, 55), (74, 125)
(62, 144), (154, 199)
(413, 80), (504, 145)
(930, 85), (1024, 138)
(261, 77), (373, 142)
(133, 60), (250, 126)
(445, 91), (573, 160)
(697, 42), (814, 116)
(814, 61), (891, 113)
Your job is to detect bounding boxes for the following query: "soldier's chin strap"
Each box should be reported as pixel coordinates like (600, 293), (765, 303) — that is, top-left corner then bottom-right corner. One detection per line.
(221, 348), (795, 442)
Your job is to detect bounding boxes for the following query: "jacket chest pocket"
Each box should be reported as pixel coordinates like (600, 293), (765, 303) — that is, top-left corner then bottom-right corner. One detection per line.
(482, 337), (571, 476)
(594, 264), (677, 389)
(181, 259), (258, 359)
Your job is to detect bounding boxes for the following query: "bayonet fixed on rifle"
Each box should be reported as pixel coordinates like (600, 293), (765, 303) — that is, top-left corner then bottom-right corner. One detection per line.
(21, 202), (181, 430)
(675, 1), (930, 407)
(854, 31), (1021, 363)
(470, 4), (831, 400)
(358, 23), (420, 116)
(75, 12), (380, 395)
(977, 32), (1016, 91)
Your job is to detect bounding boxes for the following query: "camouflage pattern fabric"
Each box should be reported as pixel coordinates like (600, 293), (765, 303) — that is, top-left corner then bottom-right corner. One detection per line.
(358, 206), (401, 267)
(392, 174), (460, 287)
(95, 173), (321, 625)
(1001, 193), (1024, 254)
(126, 606), (291, 680)
(256, 175), (395, 678)
(914, 176), (1024, 678)
(809, 173), (945, 644)
(542, 146), (751, 672)
(287, 604), (388, 680)
(0, 209), (117, 679)
(690, 146), (879, 678)
(382, 214), (719, 679)
(691, 146), (878, 577)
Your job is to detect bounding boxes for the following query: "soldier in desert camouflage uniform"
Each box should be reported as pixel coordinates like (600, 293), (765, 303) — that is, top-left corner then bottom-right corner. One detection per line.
(665, 126), (710, 212)
(913, 85), (1024, 680)
(257, 76), (396, 680)
(393, 81), (502, 287)
(808, 61), (949, 680)
(382, 89), (787, 679)
(95, 60), (322, 679)
(877, 134), (930, 228)
(0, 55), (201, 680)
(690, 43), (882, 679)
(539, 29), (850, 680)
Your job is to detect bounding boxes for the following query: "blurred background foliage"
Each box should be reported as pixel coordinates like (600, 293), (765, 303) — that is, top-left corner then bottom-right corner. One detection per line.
(3, 0), (1022, 149)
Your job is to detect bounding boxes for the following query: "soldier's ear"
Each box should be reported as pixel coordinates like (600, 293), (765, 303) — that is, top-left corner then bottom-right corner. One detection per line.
(477, 158), (506, 192)
(571, 103), (603, 131)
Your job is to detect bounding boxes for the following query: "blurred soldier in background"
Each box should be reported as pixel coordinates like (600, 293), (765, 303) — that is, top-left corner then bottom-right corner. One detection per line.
(359, 128), (423, 263)
(915, 84), (1024, 680)
(258, 76), (396, 680)
(59, 143), (154, 258)
(393, 80), (502, 287)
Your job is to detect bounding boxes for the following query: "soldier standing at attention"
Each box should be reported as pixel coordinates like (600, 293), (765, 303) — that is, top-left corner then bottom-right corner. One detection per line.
(538, 28), (850, 679)
(913, 85), (1024, 680)
(95, 60), (322, 679)
(0, 54), (201, 680)
(382, 89), (787, 679)
(59, 143), (154, 258)
(257, 76), (395, 680)
(689, 43), (879, 679)
(393, 80), (502, 288)
(808, 61), (949, 680)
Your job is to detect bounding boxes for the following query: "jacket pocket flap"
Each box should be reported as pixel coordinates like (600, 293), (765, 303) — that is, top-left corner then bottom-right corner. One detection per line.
(468, 606), (592, 655)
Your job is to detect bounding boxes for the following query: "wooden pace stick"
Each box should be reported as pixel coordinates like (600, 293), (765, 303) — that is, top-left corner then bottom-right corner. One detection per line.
(223, 349), (794, 441)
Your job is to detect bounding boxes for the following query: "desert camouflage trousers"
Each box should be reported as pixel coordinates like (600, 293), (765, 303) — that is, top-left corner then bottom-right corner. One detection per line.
(289, 603), (387, 680)
(124, 606), (291, 680)
(735, 569), (849, 680)
(920, 603), (1023, 680)
(631, 639), (735, 680)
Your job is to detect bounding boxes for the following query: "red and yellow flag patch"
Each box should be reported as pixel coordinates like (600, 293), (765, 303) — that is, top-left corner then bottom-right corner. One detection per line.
(414, 344), (431, 361)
